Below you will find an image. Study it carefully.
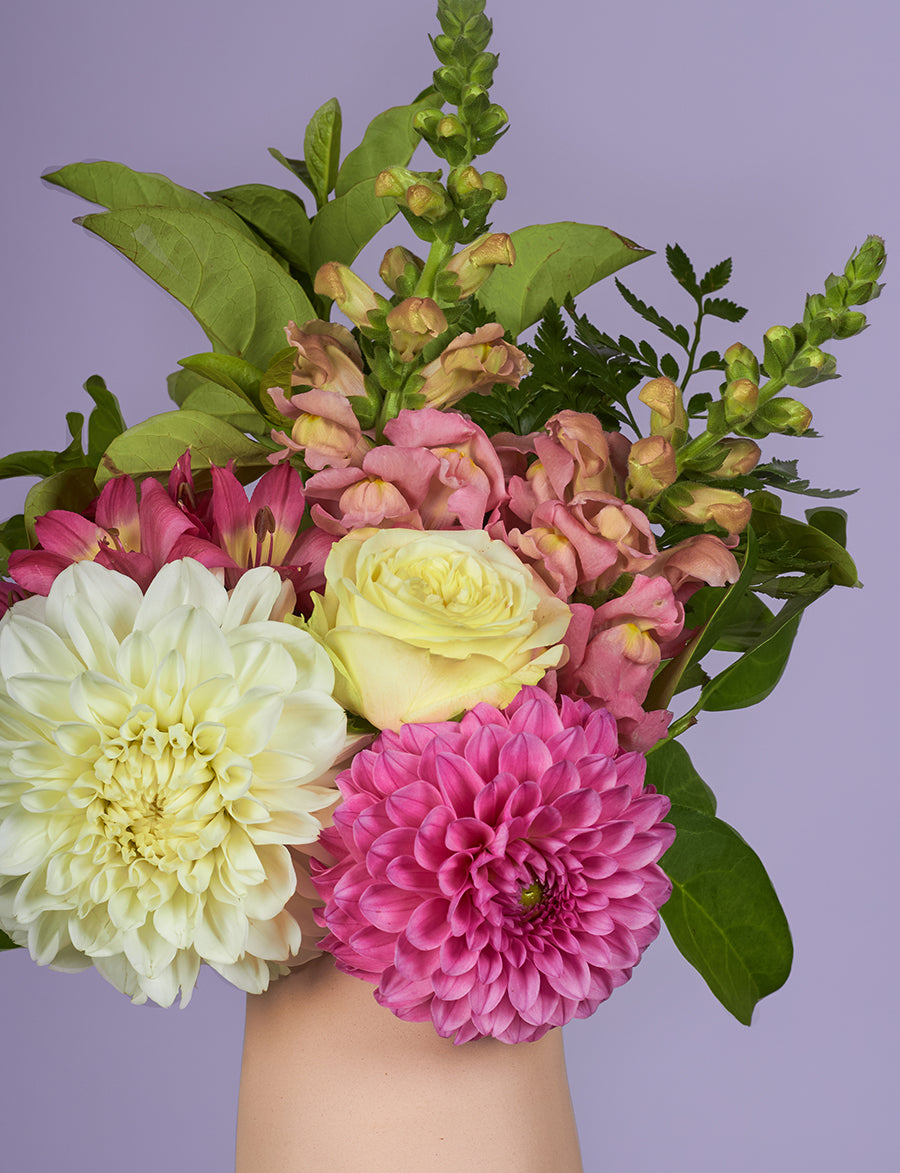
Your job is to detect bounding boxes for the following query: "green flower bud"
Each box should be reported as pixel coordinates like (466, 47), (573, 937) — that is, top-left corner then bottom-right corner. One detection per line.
(379, 246), (425, 295)
(723, 343), (759, 384)
(708, 438), (762, 478)
(722, 378), (759, 426)
(638, 376), (688, 446)
(626, 435), (678, 501)
(374, 166), (418, 201)
(481, 171), (507, 201)
(754, 397), (813, 435)
(784, 346), (837, 388)
(762, 325), (796, 378)
(833, 309), (868, 339)
(840, 238), (886, 306)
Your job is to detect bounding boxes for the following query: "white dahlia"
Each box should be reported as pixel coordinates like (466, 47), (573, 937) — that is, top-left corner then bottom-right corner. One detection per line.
(0, 558), (347, 1006)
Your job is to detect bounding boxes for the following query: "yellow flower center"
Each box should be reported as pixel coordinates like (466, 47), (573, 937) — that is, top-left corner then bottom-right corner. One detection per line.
(519, 880), (544, 909)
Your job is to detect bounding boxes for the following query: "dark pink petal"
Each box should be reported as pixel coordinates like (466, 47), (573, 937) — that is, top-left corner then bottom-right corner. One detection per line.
(439, 932), (478, 976)
(359, 885), (420, 931)
(404, 897), (452, 950)
(386, 781), (445, 828)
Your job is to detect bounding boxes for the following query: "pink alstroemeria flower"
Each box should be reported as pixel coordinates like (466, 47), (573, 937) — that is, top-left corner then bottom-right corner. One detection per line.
(209, 461), (330, 605)
(8, 475), (228, 594)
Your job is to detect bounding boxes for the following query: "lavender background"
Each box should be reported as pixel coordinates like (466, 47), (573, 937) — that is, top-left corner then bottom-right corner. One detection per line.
(2, 1), (897, 1169)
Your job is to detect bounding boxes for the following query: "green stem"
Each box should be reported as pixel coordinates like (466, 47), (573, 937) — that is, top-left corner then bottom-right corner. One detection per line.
(413, 238), (455, 300)
(680, 297), (705, 391)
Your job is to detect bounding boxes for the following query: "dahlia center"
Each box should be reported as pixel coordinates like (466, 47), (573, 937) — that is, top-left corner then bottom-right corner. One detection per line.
(519, 880), (545, 910)
(92, 716), (215, 866)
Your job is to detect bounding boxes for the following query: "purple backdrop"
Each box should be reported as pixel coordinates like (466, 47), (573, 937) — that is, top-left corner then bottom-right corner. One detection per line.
(3, 1), (897, 1168)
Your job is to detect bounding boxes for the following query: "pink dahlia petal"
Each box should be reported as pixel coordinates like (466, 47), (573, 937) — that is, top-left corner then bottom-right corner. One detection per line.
(313, 686), (674, 1043)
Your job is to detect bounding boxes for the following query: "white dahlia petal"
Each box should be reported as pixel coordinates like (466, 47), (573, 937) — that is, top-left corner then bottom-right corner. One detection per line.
(0, 558), (347, 1005)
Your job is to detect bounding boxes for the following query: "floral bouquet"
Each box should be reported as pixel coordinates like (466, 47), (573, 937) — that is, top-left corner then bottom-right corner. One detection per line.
(0, 0), (885, 1054)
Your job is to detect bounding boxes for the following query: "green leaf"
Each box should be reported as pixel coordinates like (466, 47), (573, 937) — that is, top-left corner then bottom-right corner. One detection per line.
(661, 801), (793, 1024)
(615, 279), (691, 350)
(700, 257), (733, 295)
(703, 296), (747, 323)
(806, 505), (848, 548)
(645, 738), (716, 815)
(177, 352), (265, 407)
(699, 603), (803, 711)
(0, 928), (20, 951)
(44, 161), (256, 238)
(24, 467), (99, 542)
(665, 243), (699, 296)
(179, 386), (268, 436)
(79, 207), (316, 368)
(336, 96), (438, 196)
(307, 177), (400, 274)
(83, 375), (126, 462)
(95, 411), (270, 488)
(751, 509), (859, 587)
(304, 97), (343, 208)
(646, 528), (757, 711)
(167, 366), (208, 407)
(0, 514), (29, 576)
(206, 184), (311, 273)
(0, 450), (60, 480)
(267, 147), (309, 185)
(477, 223), (652, 338)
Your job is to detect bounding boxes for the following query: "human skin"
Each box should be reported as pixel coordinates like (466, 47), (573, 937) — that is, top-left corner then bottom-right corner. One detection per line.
(236, 955), (584, 1173)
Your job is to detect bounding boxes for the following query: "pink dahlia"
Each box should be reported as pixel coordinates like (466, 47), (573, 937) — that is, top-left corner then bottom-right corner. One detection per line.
(312, 686), (674, 1044)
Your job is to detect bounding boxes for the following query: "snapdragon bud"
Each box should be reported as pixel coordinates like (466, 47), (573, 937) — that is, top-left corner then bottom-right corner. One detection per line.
(762, 325), (797, 378)
(666, 483), (752, 534)
(784, 346), (837, 387)
(443, 232), (515, 297)
(638, 376), (688, 446)
(385, 298), (448, 362)
(844, 235), (886, 303)
(723, 343), (759, 384)
(754, 397), (813, 435)
(625, 435), (678, 501)
(709, 438), (762, 478)
(314, 263), (390, 329)
(408, 182), (454, 223)
(379, 246), (425, 294)
(723, 378), (759, 426)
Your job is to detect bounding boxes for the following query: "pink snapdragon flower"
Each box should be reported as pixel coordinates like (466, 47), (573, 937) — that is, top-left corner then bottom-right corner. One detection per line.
(552, 576), (684, 751)
(313, 686), (674, 1044)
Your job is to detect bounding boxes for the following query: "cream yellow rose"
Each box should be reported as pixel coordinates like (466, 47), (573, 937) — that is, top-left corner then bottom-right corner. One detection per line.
(306, 528), (571, 729)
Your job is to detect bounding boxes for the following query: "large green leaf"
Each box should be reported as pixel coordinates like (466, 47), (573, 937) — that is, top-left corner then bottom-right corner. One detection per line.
(79, 207), (316, 368)
(307, 178), (400, 275)
(648, 742), (793, 1027)
(645, 737), (716, 815)
(700, 603), (803, 711)
(96, 411), (270, 488)
(304, 97), (343, 208)
(44, 161), (255, 238)
(335, 97), (437, 196)
(179, 386), (268, 436)
(24, 467), (99, 541)
(206, 184), (311, 273)
(476, 222), (652, 337)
